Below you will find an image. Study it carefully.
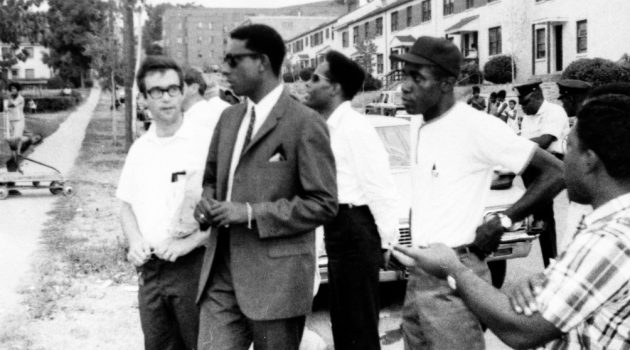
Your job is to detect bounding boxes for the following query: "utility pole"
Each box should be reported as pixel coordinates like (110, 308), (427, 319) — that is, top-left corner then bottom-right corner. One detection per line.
(108, 0), (118, 146)
(123, 0), (136, 150)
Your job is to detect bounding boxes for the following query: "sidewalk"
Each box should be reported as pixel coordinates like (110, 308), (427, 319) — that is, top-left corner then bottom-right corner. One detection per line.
(0, 87), (101, 315)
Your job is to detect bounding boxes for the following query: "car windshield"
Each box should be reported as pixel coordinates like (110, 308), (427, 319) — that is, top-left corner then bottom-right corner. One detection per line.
(375, 124), (410, 167)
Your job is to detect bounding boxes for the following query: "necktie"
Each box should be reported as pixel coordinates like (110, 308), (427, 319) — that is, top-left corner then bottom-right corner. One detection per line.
(242, 107), (256, 154)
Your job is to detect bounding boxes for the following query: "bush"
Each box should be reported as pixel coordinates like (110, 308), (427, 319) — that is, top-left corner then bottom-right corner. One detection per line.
(483, 55), (516, 84)
(362, 74), (382, 91)
(22, 96), (79, 112)
(84, 79), (94, 88)
(282, 72), (296, 83)
(562, 58), (630, 87)
(47, 76), (68, 89)
(298, 67), (314, 81)
(459, 61), (483, 85)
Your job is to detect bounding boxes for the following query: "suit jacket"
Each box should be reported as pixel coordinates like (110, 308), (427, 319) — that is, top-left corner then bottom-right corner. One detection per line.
(197, 87), (338, 320)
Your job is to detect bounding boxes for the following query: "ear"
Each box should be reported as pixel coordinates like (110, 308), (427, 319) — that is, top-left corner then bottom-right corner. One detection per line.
(258, 54), (269, 73)
(583, 148), (601, 175)
(440, 77), (455, 93)
(330, 81), (343, 97)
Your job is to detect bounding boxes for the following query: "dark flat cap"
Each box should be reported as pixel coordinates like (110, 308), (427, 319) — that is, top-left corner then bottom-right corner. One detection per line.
(390, 36), (462, 77)
(557, 79), (592, 97)
(513, 80), (542, 96)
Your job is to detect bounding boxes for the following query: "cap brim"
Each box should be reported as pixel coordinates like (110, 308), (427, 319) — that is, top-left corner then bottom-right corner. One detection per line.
(389, 52), (435, 66)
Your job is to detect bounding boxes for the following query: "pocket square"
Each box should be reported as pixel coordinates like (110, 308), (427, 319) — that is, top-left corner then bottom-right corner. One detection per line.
(268, 152), (286, 162)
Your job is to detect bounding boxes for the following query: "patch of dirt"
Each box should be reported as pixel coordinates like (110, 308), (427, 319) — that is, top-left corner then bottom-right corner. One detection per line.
(2, 94), (142, 349)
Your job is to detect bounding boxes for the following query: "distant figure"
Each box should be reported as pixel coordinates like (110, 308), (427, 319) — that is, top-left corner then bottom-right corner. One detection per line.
(467, 86), (486, 111)
(61, 86), (72, 96)
(487, 91), (498, 115)
(7, 82), (25, 150)
(495, 90), (508, 122)
(505, 99), (519, 133)
(27, 99), (37, 114)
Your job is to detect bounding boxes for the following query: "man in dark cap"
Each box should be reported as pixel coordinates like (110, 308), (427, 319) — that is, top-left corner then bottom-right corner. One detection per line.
(390, 36), (564, 349)
(515, 80), (570, 267)
(557, 79), (592, 126)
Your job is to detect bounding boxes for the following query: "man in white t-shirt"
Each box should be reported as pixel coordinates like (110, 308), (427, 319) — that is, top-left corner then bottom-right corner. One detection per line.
(117, 56), (210, 350)
(517, 80), (570, 267)
(389, 36), (564, 350)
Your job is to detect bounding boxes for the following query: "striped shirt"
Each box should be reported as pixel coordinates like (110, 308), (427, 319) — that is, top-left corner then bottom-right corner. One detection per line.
(536, 192), (630, 350)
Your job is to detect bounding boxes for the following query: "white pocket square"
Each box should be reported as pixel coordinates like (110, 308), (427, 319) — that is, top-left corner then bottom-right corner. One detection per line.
(268, 153), (285, 162)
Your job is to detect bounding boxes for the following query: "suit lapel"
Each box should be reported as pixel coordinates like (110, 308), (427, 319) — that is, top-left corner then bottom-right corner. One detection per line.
(240, 88), (289, 157)
(217, 104), (247, 199)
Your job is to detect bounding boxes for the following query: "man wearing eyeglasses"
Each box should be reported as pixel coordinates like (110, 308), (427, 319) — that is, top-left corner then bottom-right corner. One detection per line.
(193, 24), (337, 350)
(117, 56), (211, 350)
(389, 36), (564, 349)
(303, 50), (399, 350)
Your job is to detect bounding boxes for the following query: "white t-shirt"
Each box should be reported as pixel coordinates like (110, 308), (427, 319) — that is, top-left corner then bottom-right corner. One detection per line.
(7, 95), (24, 122)
(116, 123), (212, 247)
(520, 100), (569, 154)
(181, 97), (229, 164)
(410, 102), (536, 247)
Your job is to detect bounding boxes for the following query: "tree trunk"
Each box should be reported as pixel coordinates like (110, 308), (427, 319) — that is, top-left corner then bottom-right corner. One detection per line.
(123, 0), (135, 150)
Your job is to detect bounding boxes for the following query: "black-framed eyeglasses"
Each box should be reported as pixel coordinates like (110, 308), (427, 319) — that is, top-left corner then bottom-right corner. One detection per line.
(310, 73), (331, 83)
(146, 84), (182, 99)
(223, 52), (261, 68)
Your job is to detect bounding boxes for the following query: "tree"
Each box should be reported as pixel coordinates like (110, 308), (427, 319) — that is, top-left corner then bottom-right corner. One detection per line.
(141, 3), (171, 52)
(45, 0), (109, 87)
(0, 0), (47, 82)
(354, 38), (377, 75)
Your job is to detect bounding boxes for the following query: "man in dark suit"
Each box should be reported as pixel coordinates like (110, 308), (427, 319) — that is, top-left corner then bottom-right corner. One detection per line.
(194, 24), (338, 350)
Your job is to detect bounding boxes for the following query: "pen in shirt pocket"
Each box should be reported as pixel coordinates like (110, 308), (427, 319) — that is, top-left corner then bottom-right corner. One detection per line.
(431, 163), (439, 178)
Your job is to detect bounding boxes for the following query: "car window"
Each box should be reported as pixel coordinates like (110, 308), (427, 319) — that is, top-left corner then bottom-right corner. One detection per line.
(376, 124), (410, 167)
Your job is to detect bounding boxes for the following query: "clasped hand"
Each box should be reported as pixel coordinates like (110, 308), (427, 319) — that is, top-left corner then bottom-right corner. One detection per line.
(194, 198), (248, 229)
(472, 216), (504, 257)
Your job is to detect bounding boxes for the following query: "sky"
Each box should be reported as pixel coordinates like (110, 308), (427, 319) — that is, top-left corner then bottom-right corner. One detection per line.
(145, 0), (324, 8)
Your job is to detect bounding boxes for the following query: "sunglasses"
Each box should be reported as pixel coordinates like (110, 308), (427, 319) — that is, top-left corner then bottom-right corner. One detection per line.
(146, 84), (182, 99)
(310, 73), (331, 83)
(223, 52), (261, 68)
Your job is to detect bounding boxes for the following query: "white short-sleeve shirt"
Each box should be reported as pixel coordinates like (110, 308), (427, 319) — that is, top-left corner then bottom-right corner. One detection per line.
(410, 102), (536, 247)
(520, 100), (569, 154)
(116, 122), (212, 247)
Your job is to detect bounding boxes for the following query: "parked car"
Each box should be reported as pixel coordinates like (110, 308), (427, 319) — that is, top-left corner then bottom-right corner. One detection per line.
(364, 90), (405, 116)
(316, 115), (538, 283)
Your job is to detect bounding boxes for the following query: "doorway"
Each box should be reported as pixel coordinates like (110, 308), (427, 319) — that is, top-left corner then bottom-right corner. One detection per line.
(554, 25), (563, 72)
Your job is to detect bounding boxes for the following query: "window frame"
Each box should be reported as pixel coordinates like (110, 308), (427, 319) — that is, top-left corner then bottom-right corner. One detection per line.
(421, 0), (432, 22)
(391, 11), (399, 32)
(444, 0), (454, 15)
(488, 26), (502, 56)
(536, 27), (546, 59)
(406, 6), (413, 27)
(576, 20), (587, 53)
(376, 17), (383, 36)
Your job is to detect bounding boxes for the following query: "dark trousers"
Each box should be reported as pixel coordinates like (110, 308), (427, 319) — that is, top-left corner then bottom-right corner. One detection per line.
(197, 231), (305, 350)
(324, 205), (382, 350)
(522, 165), (558, 267)
(138, 247), (204, 350)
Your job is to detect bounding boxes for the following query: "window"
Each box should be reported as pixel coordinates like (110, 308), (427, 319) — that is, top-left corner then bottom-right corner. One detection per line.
(466, 0), (474, 9)
(365, 22), (370, 39)
(208, 22), (212, 29)
(198, 22), (203, 28)
(342, 31), (349, 48)
(444, 0), (454, 15)
(406, 6), (413, 27)
(489, 26), (502, 55)
(305, 37), (309, 46)
(536, 28), (546, 58)
(421, 1), (431, 22)
(377, 54), (383, 74)
(198, 52), (203, 58)
(326, 28), (329, 39)
(577, 20), (587, 53)
(177, 37), (183, 44)
(376, 17), (383, 36)
(11, 68), (19, 77)
(23, 47), (34, 59)
(353, 26), (359, 44)
(197, 36), (203, 43)
(391, 11), (399, 31)
(1, 47), (11, 58)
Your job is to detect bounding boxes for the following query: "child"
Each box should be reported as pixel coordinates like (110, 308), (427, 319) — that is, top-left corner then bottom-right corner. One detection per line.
(506, 99), (519, 134)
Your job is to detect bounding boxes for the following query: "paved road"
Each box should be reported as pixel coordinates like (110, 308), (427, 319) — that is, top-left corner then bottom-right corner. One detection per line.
(308, 189), (571, 350)
(0, 88), (100, 316)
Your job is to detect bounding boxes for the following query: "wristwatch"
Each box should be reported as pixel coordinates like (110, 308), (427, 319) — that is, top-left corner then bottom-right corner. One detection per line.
(494, 212), (513, 231)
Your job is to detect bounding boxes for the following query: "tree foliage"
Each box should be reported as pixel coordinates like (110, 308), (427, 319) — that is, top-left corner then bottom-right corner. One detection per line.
(483, 55), (516, 84)
(44, 0), (109, 87)
(354, 38), (377, 75)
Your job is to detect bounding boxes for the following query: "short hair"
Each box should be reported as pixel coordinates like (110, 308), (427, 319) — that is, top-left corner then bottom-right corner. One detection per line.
(576, 84), (630, 179)
(325, 50), (366, 100)
(231, 24), (285, 76)
(136, 55), (183, 96)
(184, 68), (207, 95)
(489, 92), (497, 99)
(497, 90), (506, 99)
(508, 99), (516, 104)
(8, 82), (21, 91)
(472, 86), (480, 94)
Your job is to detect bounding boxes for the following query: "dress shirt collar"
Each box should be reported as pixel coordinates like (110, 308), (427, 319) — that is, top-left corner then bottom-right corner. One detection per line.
(534, 100), (551, 117)
(583, 192), (630, 227)
(327, 101), (353, 130)
(145, 117), (190, 142)
(421, 102), (459, 126)
(246, 83), (284, 121)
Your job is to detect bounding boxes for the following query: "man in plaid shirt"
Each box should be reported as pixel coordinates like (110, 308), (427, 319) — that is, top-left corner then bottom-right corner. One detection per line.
(393, 83), (630, 349)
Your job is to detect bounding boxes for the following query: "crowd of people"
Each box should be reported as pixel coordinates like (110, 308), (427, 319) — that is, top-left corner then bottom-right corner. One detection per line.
(118, 23), (630, 350)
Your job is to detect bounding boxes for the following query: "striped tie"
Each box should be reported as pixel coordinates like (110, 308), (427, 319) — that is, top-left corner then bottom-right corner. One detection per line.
(242, 107), (256, 154)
